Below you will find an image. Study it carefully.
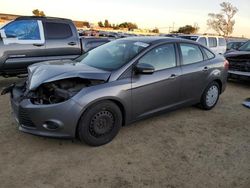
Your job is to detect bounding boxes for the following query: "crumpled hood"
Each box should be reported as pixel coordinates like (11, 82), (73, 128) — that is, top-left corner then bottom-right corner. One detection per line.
(225, 50), (250, 59)
(27, 59), (111, 90)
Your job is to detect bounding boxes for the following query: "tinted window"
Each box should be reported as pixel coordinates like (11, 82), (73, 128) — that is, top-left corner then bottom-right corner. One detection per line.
(197, 37), (207, 46)
(138, 44), (176, 71)
(180, 43), (203, 65)
(78, 40), (149, 71)
(208, 37), (217, 47)
(45, 22), (72, 39)
(218, 38), (226, 46)
(4, 20), (40, 40)
(202, 47), (215, 59)
(238, 41), (250, 51)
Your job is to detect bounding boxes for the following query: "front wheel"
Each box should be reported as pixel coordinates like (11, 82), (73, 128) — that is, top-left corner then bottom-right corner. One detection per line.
(200, 82), (220, 110)
(78, 101), (122, 146)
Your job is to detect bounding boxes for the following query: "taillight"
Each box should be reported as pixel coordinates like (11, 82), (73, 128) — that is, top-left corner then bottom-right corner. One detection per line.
(224, 60), (229, 70)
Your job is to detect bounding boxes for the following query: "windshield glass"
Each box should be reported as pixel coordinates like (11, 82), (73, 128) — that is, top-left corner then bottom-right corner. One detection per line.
(77, 40), (149, 71)
(238, 41), (250, 51)
(178, 36), (198, 41)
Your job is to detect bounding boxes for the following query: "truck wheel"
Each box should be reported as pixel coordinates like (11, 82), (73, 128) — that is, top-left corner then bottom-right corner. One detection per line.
(78, 101), (122, 146)
(200, 81), (220, 110)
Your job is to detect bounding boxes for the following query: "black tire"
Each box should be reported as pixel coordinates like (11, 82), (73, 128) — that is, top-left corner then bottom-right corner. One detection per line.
(200, 81), (220, 110)
(78, 101), (122, 146)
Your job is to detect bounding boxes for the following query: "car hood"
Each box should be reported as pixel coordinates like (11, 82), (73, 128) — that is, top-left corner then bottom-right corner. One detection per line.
(27, 59), (111, 90)
(225, 50), (250, 60)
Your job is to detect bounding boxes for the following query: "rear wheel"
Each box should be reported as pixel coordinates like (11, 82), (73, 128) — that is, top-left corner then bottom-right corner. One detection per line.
(200, 81), (220, 110)
(78, 101), (122, 146)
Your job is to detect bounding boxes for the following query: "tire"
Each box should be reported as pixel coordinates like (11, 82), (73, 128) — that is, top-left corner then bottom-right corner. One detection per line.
(200, 81), (220, 110)
(78, 101), (122, 146)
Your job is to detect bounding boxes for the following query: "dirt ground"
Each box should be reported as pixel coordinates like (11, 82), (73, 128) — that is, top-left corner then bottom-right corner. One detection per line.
(0, 77), (249, 188)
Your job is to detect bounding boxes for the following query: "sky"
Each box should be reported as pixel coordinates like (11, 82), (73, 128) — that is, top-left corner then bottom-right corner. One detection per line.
(1, 0), (250, 37)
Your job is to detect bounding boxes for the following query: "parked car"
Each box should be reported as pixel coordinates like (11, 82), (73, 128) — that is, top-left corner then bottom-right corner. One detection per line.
(2, 37), (228, 146)
(0, 16), (110, 76)
(178, 35), (227, 54)
(225, 40), (250, 79)
(226, 41), (246, 52)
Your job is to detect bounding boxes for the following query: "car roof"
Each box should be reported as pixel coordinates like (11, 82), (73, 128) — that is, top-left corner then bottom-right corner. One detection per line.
(15, 16), (72, 22)
(118, 36), (197, 45)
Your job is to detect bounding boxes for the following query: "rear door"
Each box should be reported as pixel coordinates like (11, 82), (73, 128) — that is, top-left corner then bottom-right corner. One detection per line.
(132, 43), (182, 119)
(43, 20), (81, 60)
(0, 19), (46, 72)
(178, 43), (211, 103)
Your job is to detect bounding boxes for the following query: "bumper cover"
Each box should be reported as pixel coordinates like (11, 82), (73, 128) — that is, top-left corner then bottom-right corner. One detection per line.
(228, 70), (250, 78)
(11, 86), (83, 138)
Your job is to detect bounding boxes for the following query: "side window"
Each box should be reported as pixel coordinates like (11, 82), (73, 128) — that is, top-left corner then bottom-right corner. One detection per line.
(198, 37), (207, 46)
(180, 43), (203, 65)
(208, 37), (217, 47)
(3, 20), (41, 40)
(138, 44), (176, 71)
(202, 47), (215, 60)
(45, 22), (72, 39)
(218, 38), (226, 46)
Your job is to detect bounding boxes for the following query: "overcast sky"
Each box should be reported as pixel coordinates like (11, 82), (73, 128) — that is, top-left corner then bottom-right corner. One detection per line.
(1, 0), (250, 37)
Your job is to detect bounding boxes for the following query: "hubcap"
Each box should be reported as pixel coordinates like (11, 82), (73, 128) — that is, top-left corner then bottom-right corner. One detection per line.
(206, 85), (219, 107)
(90, 110), (115, 137)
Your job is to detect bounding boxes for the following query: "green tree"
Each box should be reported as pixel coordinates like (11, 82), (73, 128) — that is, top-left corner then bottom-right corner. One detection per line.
(98, 21), (104, 27)
(177, 25), (199, 34)
(119, 22), (138, 31)
(151, 28), (160, 33)
(207, 2), (238, 36)
(104, 19), (111, 28)
(32, 9), (46, 17)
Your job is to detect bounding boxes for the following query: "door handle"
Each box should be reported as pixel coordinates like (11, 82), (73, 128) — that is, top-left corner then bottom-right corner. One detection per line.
(203, 66), (209, 71)
(169, 74), (178, 79)
(33, 43), (44, 47)
(68, 42), (76, 46)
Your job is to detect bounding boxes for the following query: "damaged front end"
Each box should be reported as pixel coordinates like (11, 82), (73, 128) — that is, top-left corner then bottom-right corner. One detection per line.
(26, 78), (105, 105)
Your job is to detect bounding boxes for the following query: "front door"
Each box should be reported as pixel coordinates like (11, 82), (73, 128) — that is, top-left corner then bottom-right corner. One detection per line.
(0, 19), (46, 73)
(132, 43), (182, 119)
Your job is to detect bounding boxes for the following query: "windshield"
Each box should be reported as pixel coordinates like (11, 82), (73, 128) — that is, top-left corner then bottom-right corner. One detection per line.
(238, 41), (250, 51)
(77, 40), (149, 71)
(178, 36), (198, 41)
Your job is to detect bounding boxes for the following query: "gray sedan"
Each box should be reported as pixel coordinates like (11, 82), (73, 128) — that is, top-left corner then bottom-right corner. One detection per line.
(3, 37), (228, 146)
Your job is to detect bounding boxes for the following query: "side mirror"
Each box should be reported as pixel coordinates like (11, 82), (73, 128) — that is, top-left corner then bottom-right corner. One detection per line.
(135, 63), (155, 75)
(0, 29), (7, 39)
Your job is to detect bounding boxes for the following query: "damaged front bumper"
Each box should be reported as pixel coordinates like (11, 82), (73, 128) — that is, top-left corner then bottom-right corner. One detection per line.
(10, 84), (83, 138)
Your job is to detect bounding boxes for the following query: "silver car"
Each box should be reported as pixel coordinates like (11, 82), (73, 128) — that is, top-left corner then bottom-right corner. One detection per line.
(3, 37), (228, 146)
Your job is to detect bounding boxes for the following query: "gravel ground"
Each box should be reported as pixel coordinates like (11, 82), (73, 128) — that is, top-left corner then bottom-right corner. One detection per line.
(0, 77), (249, 188)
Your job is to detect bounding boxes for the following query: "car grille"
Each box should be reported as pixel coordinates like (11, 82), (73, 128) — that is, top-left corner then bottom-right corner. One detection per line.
(228, 59), (250, 72)
(18, 107), (36, 128)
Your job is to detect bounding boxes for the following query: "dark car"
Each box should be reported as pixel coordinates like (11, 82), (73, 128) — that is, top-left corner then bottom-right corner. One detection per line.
(225, 40), (250, 79)
(3, 37), (228, 146)
(0, 16), (110, 76)
(226, 41), (246, 52)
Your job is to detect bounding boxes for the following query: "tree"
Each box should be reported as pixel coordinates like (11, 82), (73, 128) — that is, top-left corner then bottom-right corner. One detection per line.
(207, 2), (238, 36)
(104, 19), (111, 28)
(32, 9), (46, 17)
(177, 25), (199, 34)
(98, 21), (104, 27)
(151, 28), (160, 33)
(119, 22), (138, 31)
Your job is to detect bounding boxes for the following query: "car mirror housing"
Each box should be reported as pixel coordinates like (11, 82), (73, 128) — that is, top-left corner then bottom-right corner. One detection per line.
(135, 63), (155, 75)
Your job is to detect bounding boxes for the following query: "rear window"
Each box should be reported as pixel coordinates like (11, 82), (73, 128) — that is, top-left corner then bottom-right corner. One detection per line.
(208, 37), (217, 47)
(218, 38), (226, 46)
(45, 22), (72, 39)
